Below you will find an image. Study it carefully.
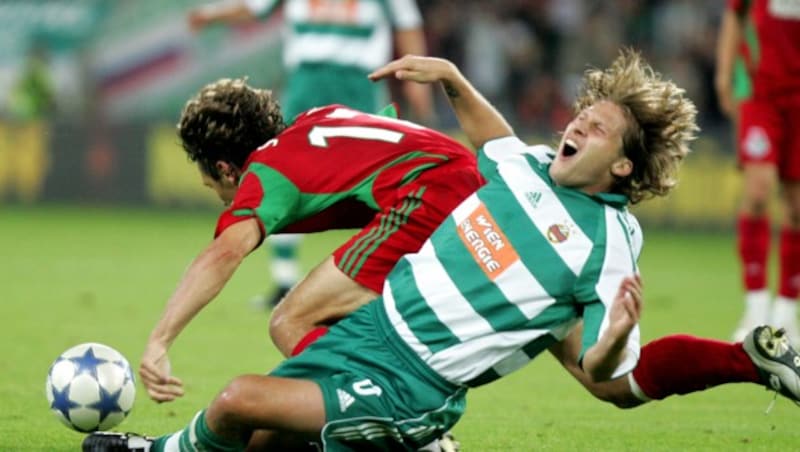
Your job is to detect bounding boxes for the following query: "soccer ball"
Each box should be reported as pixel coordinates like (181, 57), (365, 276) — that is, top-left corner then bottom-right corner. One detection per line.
(45, 342), (136, 432)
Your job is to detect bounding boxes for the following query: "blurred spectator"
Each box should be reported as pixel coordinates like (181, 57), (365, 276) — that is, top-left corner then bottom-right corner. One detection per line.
(419, 0), (728, 137)
(0, 42), (54, 203)
(8, 43), (55, 121)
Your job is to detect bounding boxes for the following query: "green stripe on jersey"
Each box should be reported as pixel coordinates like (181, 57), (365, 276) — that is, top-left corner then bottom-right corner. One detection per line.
(293, 23), (375, 38)
(573, 221), (608, 302)
(477, 146), (498, 176)
(387, 255), (462, 350)
(428, 221), (533, 332)
(477, 187), (580, 298)
(465, 333), (557, 387)
(340, 187), (424, 277)
(245, 163), (302, 232)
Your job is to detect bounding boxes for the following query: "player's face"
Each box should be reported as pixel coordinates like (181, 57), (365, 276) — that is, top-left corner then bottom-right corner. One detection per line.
(200, 167), (238, 205)
(549, 100), (632, 194)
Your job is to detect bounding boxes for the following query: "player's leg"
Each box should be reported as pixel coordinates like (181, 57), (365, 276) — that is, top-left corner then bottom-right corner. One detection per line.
(771, 102), (800, 343)
(252, 234), (301, 310)
(774, 181), (800, 342)
(269, 184), (437, 357)
(168, 376), (324, 450)
(270, 162), (484, 357)
(82, 376), (326, 451)
(269, 255), (378, 356)
(270, 304), (465, 451)
(551, 322), (800, 407)
(733, 99), (781, 341)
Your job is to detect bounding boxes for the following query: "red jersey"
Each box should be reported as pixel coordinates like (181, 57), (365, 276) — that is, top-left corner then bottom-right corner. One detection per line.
(729, 0), (800, 96)
(215, 105), (476, 238)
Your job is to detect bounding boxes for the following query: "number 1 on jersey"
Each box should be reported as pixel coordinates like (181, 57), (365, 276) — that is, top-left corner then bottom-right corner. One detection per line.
(308, 126), (404, 147)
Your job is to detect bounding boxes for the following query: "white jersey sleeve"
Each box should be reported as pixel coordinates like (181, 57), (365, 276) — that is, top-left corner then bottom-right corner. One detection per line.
(244, 0), (281, 16)
(585, 208), (643, 379)
(481, 136), (554, 165)
(386, 0), (422, 29)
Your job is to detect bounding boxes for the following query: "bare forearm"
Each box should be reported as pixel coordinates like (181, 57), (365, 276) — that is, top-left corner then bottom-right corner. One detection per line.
(189, 1), (256, 29)
(369, 55), (513, 147)
(439, 70), (513, 149)
(581, 331), (629, 382)
(148, 242), (245, 347)
(715, 9), (741, 90)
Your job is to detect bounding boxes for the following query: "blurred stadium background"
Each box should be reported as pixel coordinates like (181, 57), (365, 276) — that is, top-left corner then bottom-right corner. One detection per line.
(0, 0), (740, 227)
(5, 2), (800, 450)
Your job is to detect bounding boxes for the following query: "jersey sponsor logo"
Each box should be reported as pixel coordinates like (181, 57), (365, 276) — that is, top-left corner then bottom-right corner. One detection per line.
(546, 223), (571, 244)
(743, 126), (771, 159)
(457, 202), (519, 280)
(337, 388), (356, 413)
(309, 0), (359, 24)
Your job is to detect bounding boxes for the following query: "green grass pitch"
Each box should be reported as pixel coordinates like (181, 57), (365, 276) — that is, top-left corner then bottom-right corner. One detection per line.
(1, 206), (797, 451)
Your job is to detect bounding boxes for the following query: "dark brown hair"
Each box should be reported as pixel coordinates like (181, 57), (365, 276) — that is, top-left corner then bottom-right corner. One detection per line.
(177, 77), (286, 179)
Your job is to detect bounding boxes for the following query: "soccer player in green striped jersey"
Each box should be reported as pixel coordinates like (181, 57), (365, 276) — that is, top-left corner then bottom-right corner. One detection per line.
(84, 51), (800, 451)
(377, 53), (800, 412)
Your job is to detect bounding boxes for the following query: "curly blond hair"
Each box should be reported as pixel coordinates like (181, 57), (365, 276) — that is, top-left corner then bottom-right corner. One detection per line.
(574, 49), (698, 204)
(177, 77), (285, 179)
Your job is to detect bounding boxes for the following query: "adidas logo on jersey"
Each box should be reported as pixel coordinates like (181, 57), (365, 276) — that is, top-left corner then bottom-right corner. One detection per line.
(337, 389), (355, 412)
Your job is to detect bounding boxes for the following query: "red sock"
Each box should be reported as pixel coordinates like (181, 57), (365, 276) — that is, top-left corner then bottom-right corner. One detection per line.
(631, 335), (760, 400)
(291, 326), (329, 357)
(779, 227), (800, 299)
(738, 215), (771, 290)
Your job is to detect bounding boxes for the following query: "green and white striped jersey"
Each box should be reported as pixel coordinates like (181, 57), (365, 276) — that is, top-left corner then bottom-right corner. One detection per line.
(245, 0), (422, 70)
(381, 136), (643, 387)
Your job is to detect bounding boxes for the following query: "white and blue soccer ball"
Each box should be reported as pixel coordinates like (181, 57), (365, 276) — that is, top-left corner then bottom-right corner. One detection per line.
(45, 342), (136, 432)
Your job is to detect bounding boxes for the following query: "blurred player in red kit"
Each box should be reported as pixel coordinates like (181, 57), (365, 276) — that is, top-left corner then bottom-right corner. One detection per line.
(716, 0), (800, 342)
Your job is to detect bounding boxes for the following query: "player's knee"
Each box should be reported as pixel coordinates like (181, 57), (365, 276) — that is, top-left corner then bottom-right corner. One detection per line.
(784, 205), (800, 228)
(741, 196), (770, 216)
(210, 376), (258, 421)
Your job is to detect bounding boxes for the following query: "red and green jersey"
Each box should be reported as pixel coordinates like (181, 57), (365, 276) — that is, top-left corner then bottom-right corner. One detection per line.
(215, 104), (475, 239)
(729, 0), (800, 96)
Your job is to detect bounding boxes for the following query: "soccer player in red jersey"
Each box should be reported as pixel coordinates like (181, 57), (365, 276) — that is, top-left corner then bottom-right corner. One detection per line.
(716, 0), (800, 342)
(137, 78), (483, 407)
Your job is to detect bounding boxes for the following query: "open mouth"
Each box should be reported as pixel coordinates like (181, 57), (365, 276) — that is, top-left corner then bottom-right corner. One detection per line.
(561, 138), (578, 158)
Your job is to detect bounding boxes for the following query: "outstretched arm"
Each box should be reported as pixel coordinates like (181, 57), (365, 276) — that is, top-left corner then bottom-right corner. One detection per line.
(581, 275), (643, 382)
(187, 0), (259, 32)
(139, 218), (261, 402)
(369, 55), (513, 150)
(392, 31), (435, 125)
(715, 8), (743, 118)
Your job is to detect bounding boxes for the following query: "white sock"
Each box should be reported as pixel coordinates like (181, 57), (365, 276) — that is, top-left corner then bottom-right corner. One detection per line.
(744, 289), (771, 323)
(627, 373), (652, 403)
(771, 296), (798, 330)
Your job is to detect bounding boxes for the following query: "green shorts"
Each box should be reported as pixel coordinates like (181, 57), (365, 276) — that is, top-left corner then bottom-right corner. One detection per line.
(270, 301), (467, 451)
(283, 63), (388, 120)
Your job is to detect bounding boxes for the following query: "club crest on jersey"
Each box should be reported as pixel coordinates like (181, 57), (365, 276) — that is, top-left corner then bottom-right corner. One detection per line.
(546, 223), (571, 244)
(743, 126), (770, 159)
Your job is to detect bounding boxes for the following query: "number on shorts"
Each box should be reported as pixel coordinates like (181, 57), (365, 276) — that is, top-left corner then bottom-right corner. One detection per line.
(352, 379), (383, 397)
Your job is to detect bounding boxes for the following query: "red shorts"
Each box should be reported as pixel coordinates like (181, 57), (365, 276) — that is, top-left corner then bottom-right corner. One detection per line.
(738, 94), (800, 180)
(333, 161), (485, 293)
